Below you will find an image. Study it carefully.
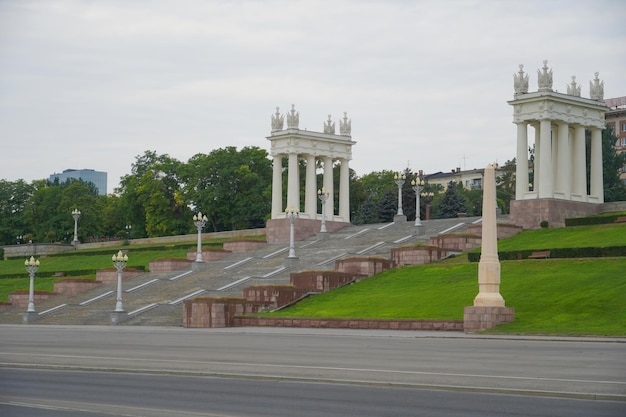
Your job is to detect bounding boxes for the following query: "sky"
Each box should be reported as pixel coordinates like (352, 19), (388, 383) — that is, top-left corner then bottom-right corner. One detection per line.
(1, 0), (625, 194)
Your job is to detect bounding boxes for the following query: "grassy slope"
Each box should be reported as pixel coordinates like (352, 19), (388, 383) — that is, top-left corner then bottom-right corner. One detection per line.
(264, 257), (626, 336)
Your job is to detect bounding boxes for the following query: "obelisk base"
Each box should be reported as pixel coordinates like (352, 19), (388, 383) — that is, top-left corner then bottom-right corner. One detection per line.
(463, 306), (515, 333)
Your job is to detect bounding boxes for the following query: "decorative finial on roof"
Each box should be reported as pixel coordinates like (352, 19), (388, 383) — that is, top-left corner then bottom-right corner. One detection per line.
(286, 104), (299, 129)
(567, 76), (581, 97)
(590, 72), (604, 101)
(513, 64), (529, 96)
(271, 106), (284, 132)
(537, 60), (553, 92)
(339, 112), (351, 136)
(324, 114), (335, 134)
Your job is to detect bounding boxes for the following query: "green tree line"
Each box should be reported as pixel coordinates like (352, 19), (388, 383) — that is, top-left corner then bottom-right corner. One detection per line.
(1, 128), (624, 246)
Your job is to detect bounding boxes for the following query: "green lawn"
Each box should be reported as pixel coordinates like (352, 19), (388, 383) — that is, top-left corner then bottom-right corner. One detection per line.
(263, 258), (626, 336)
(496, 222), (626, 251)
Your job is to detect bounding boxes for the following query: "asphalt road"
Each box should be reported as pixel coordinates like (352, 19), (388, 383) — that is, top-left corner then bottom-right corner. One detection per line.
(0, 325), (624, 416)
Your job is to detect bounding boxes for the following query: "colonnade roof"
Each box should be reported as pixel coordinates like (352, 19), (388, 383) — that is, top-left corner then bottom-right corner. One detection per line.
(266, 128), (356, 160)
(508, 91), (608, 128)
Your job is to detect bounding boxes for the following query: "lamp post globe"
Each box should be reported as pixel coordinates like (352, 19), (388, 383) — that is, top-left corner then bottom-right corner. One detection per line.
(193, 212), (208, 262)
(24, 256), (40, 314)
(112, 250), (128, 313)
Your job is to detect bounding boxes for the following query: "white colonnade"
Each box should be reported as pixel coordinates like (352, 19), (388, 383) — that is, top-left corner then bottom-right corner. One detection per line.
(510, 62), (608, 204)
(268, 105), (356, 223)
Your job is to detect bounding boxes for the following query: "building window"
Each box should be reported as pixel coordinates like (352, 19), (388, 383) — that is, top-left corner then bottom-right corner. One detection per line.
(621, 138), (626, 147)
(622, 123), (626, 132)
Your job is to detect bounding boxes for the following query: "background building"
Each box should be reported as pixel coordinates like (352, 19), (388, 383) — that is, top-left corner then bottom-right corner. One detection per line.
(49, 169), (107, 195)
(425, 167), (503, 190)
(605, 96), (626, 184)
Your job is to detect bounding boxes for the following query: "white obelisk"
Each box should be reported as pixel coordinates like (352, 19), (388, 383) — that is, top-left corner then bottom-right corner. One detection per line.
(473, 164), (505, 307)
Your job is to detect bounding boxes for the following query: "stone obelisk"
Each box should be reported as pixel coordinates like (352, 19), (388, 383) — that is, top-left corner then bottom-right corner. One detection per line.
(474, 163), (505, 307)
(463, 164), (514, 332)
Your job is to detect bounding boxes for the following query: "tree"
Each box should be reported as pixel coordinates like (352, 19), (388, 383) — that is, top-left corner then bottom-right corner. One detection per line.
(437, 181), (467, 219)
(496, 159), (516, 213)
(601, 127), (626, 202)
(118, 151), (188, 237)
(0, 179), (34, 245)
(377, 190), (397, 223)
(183, 146), (272, 231)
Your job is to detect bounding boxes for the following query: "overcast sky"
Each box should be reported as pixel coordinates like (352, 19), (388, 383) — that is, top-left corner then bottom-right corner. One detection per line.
(1, 0), (625, 194)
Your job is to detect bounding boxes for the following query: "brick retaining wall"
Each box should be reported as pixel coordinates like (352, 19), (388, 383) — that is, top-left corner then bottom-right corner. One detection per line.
(54, 279), (102, 296)
(429, 234), (481, 252)
(9, 291), (56, 307)
(390, 246), (450, 266)
(96, 268), (144, 285)
(223, 240), (266, 253)
(335, 257), (393, 277)
(186, 249), (232, 261)
(149, 259), (192, 273)
(234, 316), (464, 331)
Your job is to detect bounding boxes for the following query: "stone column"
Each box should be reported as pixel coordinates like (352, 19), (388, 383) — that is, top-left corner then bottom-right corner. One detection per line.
(323, 157), (334, 218)
(556, 122), (571, 199)
(305, 154), (317, 218)
(572, 126), (587, 198)
(538, 119), (553, 198)
(287, 152), (300, 210)
(551, 124), (559, 194)
(339, 158), (350, 221)
(590, 127), (604, 202)
(271, 154), (283, 219)
(473, 164), (505, 307)
(515, 122), (528, 200)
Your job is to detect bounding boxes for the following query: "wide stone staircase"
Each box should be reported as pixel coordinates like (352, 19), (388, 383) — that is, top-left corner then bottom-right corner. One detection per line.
(0, 217), (483, 326)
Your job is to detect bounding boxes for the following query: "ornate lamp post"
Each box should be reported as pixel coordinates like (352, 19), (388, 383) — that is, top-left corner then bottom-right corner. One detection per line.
(193, 212), (208, 262)
(394, 173), (405, 216)
(318, 188), (330, 233)
(112, 250), (128, 314)
(125, 224), (132, 240)
(411, 178), (425, 226)
(285, 206), (299, 259)
(23, 256), (40, 322)
(71, 208), (81, 244)
(421, 191), (434, 220)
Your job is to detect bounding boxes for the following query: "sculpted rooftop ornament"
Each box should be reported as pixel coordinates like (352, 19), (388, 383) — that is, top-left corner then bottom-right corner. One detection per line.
(567, 76), (581, 97)
(339, 112), (351, 135)
(513, 64), (529, 96)
(271, 107), (284, 132)
(324, 114), (336, 134)
(537, 60), (553, 92)
(286, 104), (299, 129)
(590, 72), (604, 101)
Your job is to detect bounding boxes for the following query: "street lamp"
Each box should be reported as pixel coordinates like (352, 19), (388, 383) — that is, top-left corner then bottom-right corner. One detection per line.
(285, 206), (299, 259)
(112, 250), (128, 314)
(24, 256), (40, 322)
(125, 224), (132, 240)
(193, 212), (208, 262)
(394, 173), (405, 216)
(411, 178), (425, 226)
(71, 208), (81, 244)
(318, 188), (330, 233)
(421, 191), (434, 220)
